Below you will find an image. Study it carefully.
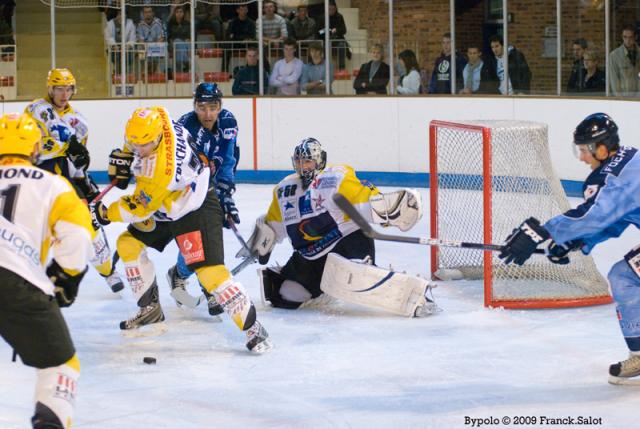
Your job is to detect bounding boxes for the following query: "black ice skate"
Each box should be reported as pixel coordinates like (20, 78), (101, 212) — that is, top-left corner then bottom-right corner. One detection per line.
(246, 320), (272, 354)
(204, 290), (224, 320)
(120, 282), (167, 337)
(609, 353), (640, 385)
(166, 265), (203, 308)
(104, 271), (125, 293)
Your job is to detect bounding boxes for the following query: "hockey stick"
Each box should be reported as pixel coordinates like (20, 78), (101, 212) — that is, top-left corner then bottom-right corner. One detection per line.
(227, 215), (259, 276)
(332, 193), (545, 254)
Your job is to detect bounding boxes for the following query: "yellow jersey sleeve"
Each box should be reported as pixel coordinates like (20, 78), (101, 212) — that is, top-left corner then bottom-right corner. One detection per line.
(336, 165), (380, 204)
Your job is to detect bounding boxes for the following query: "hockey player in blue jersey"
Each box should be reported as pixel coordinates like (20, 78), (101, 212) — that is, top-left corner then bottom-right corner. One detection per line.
(166, 83), (240, 315)
(498, 113), (640, 385)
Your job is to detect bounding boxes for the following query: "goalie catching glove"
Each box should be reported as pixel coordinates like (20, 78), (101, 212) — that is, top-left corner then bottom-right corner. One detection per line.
(369, 189), (423, 231)
(236, 215), (277, 264)
(46, 259), (88, 307)
(499, 217), (550, 266)
(108, 148), (134, 189)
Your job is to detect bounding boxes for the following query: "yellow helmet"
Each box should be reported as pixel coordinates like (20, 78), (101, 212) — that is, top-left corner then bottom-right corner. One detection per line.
(47, 68), (76, 88)
(0, 113), (42, 158)
(125, 107), (164, 152)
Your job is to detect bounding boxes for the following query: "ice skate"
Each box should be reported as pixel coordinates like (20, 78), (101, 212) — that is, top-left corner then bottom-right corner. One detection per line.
(609, 353), (640, 385)
(414, 284), (442, 317)
(167, 265), (203, 308)
(104, 271), (125, 293)
(246, 320), (272, 354)
(119, 302), (167, 337)
(204, 291), (224, 321)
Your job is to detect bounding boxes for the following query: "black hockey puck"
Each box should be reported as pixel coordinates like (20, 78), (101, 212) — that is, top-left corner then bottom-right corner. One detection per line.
(143, 357), (157, 365)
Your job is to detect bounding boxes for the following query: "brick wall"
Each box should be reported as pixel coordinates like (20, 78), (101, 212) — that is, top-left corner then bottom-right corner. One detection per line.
(351, 0), (638, 94)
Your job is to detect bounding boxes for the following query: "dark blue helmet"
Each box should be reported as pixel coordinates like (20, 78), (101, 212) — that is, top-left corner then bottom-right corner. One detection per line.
(194, 82), (223, 104)
(573, 112), (620, 152)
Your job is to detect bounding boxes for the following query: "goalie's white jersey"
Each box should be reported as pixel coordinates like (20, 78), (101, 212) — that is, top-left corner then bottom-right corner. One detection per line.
(0, 158), (94, 296)
(265, 165), (379, 260)
(24, 97), (90, 162)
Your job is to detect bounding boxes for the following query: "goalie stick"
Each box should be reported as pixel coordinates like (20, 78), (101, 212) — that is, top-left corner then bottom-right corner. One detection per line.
(332, 193), (545, 254)
(227, 215), (259, 275)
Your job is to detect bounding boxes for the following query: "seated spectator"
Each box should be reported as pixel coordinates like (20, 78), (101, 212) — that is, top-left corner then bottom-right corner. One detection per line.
(459, 45), (499, 94)
(428, 32), (466, 94)
(137, 7), (165, 74)
(317, 1), (350, 69)
(486, 34), (531, 95)
(290, 5), (316, 41)
(232, 46), (269, 95)
(195, 2), (223, 41)
(263, 1), (288, 44)
(301, 42), (333, 95)
(269, 38), (303, 95)
(225, 4), (256, 72)
(396, 49), (421, 95)
(353, 43), (390, 94)
(167, 6), (190, 73)
(566, 38), (587, 94)
(609, 25), (640, 97)
(580, 49), (606, 95)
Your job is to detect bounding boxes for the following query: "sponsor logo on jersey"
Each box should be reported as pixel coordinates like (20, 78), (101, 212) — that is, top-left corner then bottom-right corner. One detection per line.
(583, 184), (599, 200)
(602, 146), (636, 177)
(284, 201), (295, 211)
(222, 127), (238, 140)
(135, 190), (152, 209)
(287, 211), (342, 257)
(0, 224), (41, 266)
(312, 176), (338, 190)
(312, 194), (326, 210)
(299, 192), (313, 216)
(157, 108), (174, 176)
(177, 231), (205, 264)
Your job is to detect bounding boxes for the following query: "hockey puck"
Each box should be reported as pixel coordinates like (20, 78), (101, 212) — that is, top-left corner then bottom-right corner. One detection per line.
(143, 357), (157, 365)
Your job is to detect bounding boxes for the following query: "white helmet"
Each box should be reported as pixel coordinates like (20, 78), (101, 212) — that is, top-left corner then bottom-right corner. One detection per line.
(292, 137), (327, 188)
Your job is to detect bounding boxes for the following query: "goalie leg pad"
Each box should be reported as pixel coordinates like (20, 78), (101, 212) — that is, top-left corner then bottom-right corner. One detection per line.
(33, 354), (79, 429)
(259, 268), (303, 309)
(320, 253), (433, 317)
(369, 189), (423, 232)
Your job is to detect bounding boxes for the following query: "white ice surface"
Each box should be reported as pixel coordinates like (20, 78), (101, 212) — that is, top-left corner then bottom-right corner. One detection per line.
(1, 185), (640, 429)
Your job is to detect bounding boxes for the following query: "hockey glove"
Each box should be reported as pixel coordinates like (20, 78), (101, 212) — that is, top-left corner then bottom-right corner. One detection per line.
(47, 259), (88, 308)
(237, 215), (277, 265)
(217, 180), (240, 228)
(546, 240), (581, 265)
(89, 201), (110, 228)
(73, 176), (100, 203)
(498, 217), (550, 266)
(66, 135), (90, 170)
(108, 149), (134, 190)
(624, 246), (640, 279)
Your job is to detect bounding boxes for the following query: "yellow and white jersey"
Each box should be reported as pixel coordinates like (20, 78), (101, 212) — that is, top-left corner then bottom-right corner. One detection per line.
(0, 158), (94, 296)
(265, 164), (380, 260)
(106, 107), (210, 224)
(24, 97), (89, 162)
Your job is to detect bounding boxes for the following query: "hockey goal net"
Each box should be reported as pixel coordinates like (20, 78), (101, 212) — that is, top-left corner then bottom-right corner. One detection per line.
(429, 120), (612, 309)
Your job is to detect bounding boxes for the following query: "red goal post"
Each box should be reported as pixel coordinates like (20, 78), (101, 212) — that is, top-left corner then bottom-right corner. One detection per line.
(429, 119), (612, 309)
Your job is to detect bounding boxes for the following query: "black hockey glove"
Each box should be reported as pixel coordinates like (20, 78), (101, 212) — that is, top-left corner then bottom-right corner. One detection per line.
(73, 176), (100, 203)
(47, 259), (88, 308)
(66, 135), (90, 170)
(217, 180), (240, 228)
(624, 246), (640, 279)
(498, 217), (550, 266)
(546, 240), (581, 265)
(89, 201), (110, 228)
(108, 149), (134, 190)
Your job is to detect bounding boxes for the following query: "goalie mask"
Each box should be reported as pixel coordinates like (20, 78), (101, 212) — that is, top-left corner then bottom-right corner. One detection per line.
(292, 138), (327, 189)
(573, 112), (619, 157)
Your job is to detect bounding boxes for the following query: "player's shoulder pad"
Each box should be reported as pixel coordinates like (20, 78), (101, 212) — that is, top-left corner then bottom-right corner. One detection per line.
(279, 172), (300, 184)
(600, 146), (638, 178)
(26, 98), (49, 113)
(323, 164), (353, 176)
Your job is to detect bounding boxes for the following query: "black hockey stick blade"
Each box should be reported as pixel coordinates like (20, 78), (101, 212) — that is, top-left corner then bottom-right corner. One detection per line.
(332, 193), (544, 254)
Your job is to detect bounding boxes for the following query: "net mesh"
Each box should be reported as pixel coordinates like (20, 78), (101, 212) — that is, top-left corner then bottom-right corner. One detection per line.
(431, 120), (609, 307)
(39, 0), (255, 7)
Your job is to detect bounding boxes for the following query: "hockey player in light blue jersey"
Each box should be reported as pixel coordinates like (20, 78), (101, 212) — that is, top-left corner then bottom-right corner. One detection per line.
(498, 113), (640, 385)
(166, 83), (240, 315)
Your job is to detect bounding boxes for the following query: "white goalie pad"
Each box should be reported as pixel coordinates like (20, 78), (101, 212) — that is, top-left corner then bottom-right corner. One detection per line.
(370, 189), (423, 232)
(320, 253), (436, 317)
(236, 215), (277, 259)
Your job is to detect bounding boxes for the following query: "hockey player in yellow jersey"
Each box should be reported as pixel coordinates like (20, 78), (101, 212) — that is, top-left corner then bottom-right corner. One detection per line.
(0, 113), (94, 428)
(90, 106), (272, 352)
(25, 68), (124, 294)
(242, 138), (438, 317)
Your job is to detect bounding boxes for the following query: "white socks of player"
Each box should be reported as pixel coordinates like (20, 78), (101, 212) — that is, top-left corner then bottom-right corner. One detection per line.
(33, 359), (79, 429)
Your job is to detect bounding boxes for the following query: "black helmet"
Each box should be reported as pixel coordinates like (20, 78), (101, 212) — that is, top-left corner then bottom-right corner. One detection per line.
(573, 112), (620, 152)
(194, 82), (222, 104)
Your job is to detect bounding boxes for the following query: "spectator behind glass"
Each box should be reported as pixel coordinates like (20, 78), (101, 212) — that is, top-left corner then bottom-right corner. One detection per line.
(317, 1), (350, 69)
(232, 46), (269, 95)
(105, 9), (136, 46)
(167, 6), (190, 73)
(459, 45), (499, 95)
(0, 0), (14, 31)
(486, 34), (531, 95)
(268, 38), (304, 95)
(290, 5), (317, 41)
(137, 6), (164, 42)
(226, 4), (256, 42)
(580, 49), (606, 96)
(428, 32), (466, 94)
(566, 38), (587, 94)
(396, 49), (421, 95)
(353, 44), (390, 94)
(301, 42), (333, 95)
(609, 25), (640, 97)
(262, 1), (288, 44)
(195, 2), (223, 41)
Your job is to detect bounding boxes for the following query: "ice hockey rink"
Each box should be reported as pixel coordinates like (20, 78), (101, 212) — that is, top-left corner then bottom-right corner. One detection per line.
(1, 184), (639, 429)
